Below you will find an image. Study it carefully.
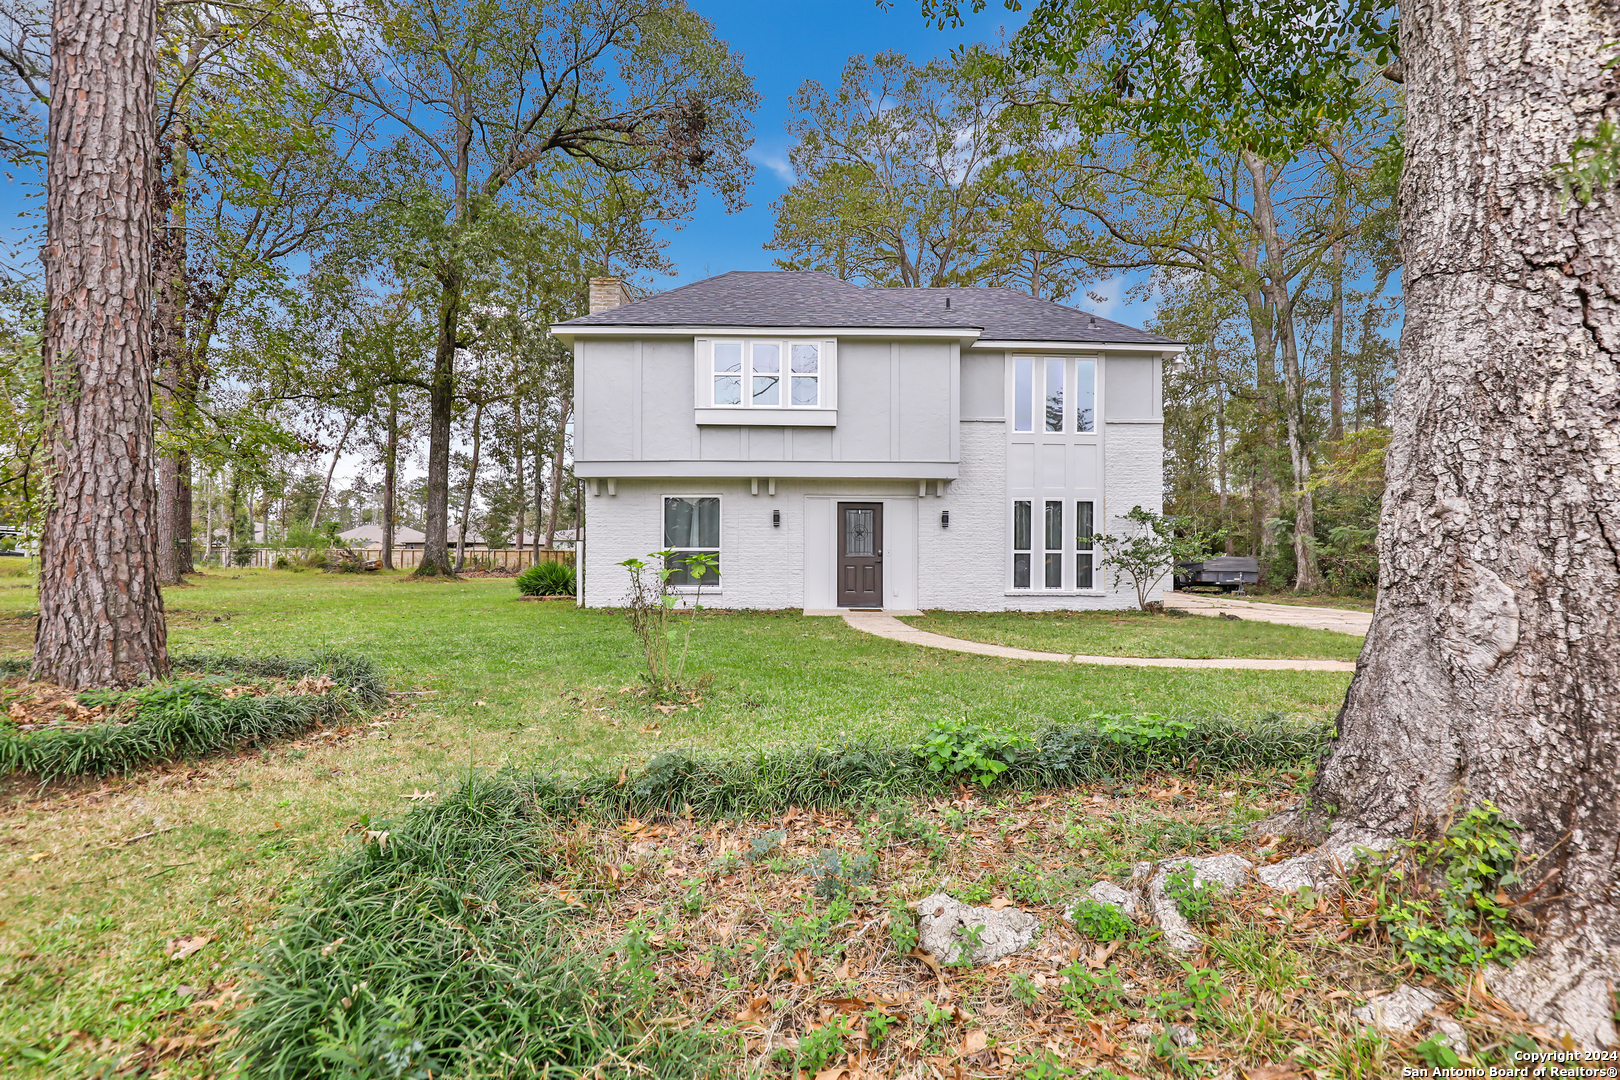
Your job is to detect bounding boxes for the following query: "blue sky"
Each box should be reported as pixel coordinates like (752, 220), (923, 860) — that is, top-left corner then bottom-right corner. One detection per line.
(0, 0), (1156, 330)
(652, 0), (1157, 330)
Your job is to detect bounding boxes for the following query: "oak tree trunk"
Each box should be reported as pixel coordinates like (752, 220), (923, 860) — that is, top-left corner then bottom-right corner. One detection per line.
(33, 0), (169, 689)
(1310, 0), (1620, 1045)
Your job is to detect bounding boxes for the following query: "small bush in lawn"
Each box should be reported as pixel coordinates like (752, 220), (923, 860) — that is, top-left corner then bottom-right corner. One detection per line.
(516, 560), (576, 596)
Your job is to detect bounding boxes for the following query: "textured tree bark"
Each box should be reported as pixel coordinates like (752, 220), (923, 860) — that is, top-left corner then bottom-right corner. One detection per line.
(1247, 150), (1322, 591)
(153, 128), (187, 586)
(1309, 0), (1620, 1045)
(34, 0), (169, 688)
(418, 273), (459, 576)
(513, 397), (524, 554)
(1328, 186), (1347, 442)
(545, 395), (570, 549)
(453, 399), (482, 574)
(382, 392), (397, 571)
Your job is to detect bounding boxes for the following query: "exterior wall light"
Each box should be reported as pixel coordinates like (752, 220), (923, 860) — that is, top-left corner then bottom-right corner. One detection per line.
(940, 511), (949, 529)
(772, 509), (781, 527)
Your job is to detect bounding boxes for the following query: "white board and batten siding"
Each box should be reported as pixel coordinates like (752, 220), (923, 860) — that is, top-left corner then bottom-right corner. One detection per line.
(572, 332), (1169, 612)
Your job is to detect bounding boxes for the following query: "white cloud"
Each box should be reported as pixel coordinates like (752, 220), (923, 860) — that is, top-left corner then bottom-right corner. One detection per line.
(749, 148), (795, 185)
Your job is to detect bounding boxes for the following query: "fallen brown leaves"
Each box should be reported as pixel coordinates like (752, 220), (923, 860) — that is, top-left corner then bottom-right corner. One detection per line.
(527, 781), (1547, 1078)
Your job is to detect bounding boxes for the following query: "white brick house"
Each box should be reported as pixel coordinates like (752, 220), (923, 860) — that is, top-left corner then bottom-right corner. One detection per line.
(551, 271), (1183, 612)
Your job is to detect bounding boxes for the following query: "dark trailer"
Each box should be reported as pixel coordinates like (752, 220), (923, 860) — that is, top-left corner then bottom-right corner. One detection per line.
(1173, 555), (1259, 593)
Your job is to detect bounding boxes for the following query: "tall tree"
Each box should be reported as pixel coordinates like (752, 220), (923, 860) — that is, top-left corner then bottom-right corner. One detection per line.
(1310, 0), (1620, 1045)
(950, 0), (1619, 1041)
(327, 0), (757, 576)
(34, 0), (168, 687)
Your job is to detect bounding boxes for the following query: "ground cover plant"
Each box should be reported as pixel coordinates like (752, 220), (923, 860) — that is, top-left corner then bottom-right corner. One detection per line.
(239, 744), (1555, 1079)
(0, 653), (386, 780)
(901, 610), (1364, 661)
(0, 570), (1358, 1077)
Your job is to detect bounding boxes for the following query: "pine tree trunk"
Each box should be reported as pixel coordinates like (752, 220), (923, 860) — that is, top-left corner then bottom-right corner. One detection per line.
(153, 124), (188, 585)
(1309, 0), (1620, 1045)
(532, 393), (543, 560)
(513, 398), (524, 555)
(454, 400), (482, 574)
(382, 393), (397, 570)
(176, 449), (193, 572)
(1328, 186), (1347, 442)
(418, 274), (459, 576)
(545, 396), (570, 548)
(34, 0), (168, 689)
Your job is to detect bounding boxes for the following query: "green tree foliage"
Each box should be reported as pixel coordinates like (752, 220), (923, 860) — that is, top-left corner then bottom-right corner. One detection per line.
(317, 0), (760, 575)
(770, 49), (1094, 298)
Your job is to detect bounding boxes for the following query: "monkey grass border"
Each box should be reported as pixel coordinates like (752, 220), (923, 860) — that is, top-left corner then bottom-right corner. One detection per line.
(0, 652), (388, 781)
(232, 714), (1329, 1078)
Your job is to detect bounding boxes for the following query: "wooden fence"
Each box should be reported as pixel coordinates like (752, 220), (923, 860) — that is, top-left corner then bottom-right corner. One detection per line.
(245, 546), (574, 571)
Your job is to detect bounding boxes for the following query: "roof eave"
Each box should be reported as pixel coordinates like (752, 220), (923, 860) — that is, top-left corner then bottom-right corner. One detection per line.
(969, 338), (1185, 354)
(550, 323), (984, 344)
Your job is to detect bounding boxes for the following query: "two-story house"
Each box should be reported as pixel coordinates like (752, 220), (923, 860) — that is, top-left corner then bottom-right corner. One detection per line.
(551, 271), (1183, 611)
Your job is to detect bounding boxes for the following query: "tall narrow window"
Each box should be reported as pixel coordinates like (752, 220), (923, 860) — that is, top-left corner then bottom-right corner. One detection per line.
(1075, 500), (1095, 589)
(752, 343), (781, 406)
(1075, 359), (1096, 432)
(1045, 358), (1065, 432)
(714, 342), (742, 406)
(790, 342), (819, 405)
(1044, 501), (1063, 588)
(1014, 356), (1032, 431)
(664, 496), (720, 586)
(1012, 501), (1031, 588)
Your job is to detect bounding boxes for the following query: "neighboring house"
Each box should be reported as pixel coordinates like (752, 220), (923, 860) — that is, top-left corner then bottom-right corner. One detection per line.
(338, 525), (427, 550)
(551, 272), (1183, 611)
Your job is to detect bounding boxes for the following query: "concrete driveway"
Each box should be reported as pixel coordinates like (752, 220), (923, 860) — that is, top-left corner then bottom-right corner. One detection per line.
(1163, 591), (1371, 636)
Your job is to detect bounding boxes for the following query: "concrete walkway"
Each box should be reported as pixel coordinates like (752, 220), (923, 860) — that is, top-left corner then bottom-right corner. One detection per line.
(838, 610), (1357, 672)
(1163, 591), (1372, 635)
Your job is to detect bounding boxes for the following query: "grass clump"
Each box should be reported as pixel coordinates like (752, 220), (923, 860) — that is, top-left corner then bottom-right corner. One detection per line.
(516, 561), (576, 597)
(236, 774), (710, 1080)
(0, 652), (385, 780)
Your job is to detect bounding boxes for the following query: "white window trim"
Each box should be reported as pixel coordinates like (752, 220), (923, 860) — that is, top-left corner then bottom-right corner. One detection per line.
(663, 494), (722, 591)
(1009, 496), (1101, 592)
(1009, 353), (1101, 435)
(694, 338), (838, 412)
(1010, 498), (1034, 590)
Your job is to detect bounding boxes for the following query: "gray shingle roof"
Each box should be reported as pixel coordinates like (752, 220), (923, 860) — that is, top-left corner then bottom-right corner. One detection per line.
(556, 271), (1179, 345)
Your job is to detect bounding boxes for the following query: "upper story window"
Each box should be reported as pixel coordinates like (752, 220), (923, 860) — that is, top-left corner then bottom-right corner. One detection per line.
(1013, 356), (1097, 433)
(710, 339), (824, 409)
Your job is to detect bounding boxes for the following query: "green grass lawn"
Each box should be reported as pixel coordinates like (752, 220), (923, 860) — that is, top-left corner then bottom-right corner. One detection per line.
(901, 608), (1366, 661)
(0, 569), (1355, 1078)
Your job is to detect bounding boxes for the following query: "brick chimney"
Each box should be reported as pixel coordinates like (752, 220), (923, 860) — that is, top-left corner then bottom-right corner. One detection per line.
(589, 277), (632, 314)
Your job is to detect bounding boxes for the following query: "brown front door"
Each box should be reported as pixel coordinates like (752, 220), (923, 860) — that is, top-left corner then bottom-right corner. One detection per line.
(837, 502), (883, 607)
